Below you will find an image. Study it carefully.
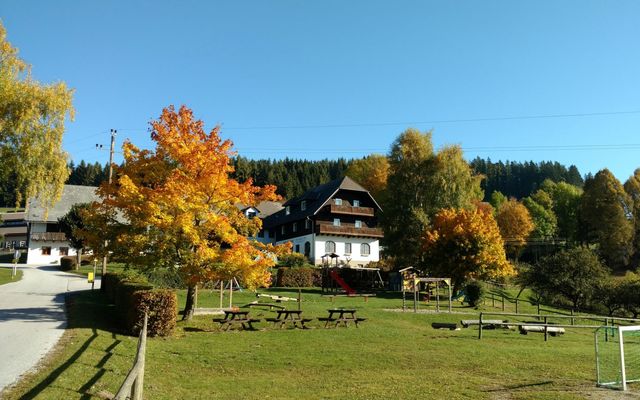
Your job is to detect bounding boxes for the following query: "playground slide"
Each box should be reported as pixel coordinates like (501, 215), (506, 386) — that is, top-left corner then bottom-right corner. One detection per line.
(329, 270), (356, 295)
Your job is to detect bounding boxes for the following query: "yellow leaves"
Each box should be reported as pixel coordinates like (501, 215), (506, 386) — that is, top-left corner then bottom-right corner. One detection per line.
(495, 198), (534, 250)
(86, 105), (288, 290)
(422, 207), (514, 287)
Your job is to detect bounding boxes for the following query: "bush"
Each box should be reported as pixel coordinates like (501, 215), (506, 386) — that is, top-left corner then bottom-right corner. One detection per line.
(59, 256), (76, 271)
(146, 268), (185, 288)
(465, 280), (485, 307)
(278, 253), (312, 268)
(276, 267), (321, 287)
(129, 289), (177, 336)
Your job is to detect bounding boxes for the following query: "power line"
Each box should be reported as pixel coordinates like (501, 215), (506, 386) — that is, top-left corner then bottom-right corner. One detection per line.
(223, 109), (640, 131)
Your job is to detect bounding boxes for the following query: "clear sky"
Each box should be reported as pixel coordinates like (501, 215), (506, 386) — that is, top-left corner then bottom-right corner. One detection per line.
(2, 1), (639, 180)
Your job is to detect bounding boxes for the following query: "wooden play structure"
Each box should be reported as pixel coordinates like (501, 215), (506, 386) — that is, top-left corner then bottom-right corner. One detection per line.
(321, 265), (384, 296)
(193, 277), (243, 315)
(400, 267), (452, 313)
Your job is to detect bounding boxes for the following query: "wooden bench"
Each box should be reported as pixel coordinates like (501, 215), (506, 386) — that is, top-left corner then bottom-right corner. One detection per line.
(246, 302), (286, 311)
(432, 322), (458, 330)
(214, 317), (261, 331)
(461, 319), (508, 328)
(519, 325), (565, 336)
(265, 317), (313, 329)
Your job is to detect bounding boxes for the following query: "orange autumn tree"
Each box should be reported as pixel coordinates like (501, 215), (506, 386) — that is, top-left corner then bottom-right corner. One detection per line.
(421, 207), (514, 293)
(495, 198), (534, 258)
(86, 105), (290, 320)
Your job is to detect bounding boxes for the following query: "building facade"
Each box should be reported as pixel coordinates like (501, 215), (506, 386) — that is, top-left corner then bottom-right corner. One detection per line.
(260, 176), (383, 266)
(25, 185), (99, 265)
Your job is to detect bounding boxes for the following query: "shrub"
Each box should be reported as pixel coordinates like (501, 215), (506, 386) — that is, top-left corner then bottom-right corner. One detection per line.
(465, 280), (485, 307)
(278, 253), (312, 268)
(146, 268), (185, 288)
(129, 289), (177, 336)
(59, 256), (76, 271)
(276, 267), (321, 287)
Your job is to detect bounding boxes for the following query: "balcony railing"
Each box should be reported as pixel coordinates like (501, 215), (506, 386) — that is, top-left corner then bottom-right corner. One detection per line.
(316, 222), (383, 238)
(329, 204), (375, 216)
(30, 232), (67, 242)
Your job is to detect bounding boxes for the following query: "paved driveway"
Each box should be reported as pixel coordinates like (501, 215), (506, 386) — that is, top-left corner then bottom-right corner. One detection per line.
(0, 264), (94, 392)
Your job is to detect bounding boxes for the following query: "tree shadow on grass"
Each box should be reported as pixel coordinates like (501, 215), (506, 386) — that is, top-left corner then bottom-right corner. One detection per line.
(18, 291), (123, 399)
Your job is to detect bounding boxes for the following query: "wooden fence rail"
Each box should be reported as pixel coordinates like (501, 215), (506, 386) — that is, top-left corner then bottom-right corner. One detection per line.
(114, 313), (148, 400)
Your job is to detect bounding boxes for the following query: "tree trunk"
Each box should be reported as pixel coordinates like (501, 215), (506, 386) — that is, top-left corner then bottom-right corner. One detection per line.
(75, 248), (82, 270)
(183, 284), (197, 321)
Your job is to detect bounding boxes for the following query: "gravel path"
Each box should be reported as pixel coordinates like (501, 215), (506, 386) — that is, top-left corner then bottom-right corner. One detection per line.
(0, 264), (94, 392)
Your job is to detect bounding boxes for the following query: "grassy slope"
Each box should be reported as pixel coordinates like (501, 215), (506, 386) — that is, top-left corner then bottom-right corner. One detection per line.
(2, 287), (635, 400)
(0, 267), (22, 285)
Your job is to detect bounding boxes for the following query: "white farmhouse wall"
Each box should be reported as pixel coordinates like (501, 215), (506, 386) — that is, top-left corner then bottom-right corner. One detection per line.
(276, 233), (314, 258)
(313, 235), (379, 265)
(27, 241), (79, 265)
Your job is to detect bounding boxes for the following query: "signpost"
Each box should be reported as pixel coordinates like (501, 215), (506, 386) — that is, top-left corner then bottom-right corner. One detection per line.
(12, 249), (19, 278)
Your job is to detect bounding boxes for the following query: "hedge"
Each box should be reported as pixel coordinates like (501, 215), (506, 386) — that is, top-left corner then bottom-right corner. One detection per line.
(129, 289), (177, 336)
(276, 267), (321, 287)
(59, 256), (76, 271)
(101, 272), (176, 336)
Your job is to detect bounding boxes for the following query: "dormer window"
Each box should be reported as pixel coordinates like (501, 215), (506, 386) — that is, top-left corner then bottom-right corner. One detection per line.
(353, 200), (360, 207)
(334, 198), (342, 205)
(285, 206), (290, 215)
(301, 200), (306, 211)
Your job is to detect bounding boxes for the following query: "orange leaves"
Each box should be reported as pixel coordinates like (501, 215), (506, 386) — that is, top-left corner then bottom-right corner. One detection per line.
(422, 207), (513, 288)
(86, 105), (287, 289)
(495, 198), (534, 254)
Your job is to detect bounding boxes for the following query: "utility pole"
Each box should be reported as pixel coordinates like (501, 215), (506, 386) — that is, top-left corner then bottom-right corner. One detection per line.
(102, 129), (116, 277)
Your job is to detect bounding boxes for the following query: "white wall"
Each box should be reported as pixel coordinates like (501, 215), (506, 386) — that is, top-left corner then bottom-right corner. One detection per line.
(26, 240), (79, 265)
(313, 235), (379, 266)
(276, 233), (314, 258)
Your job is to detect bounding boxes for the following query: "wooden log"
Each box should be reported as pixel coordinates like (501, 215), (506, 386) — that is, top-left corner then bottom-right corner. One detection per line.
(431, 322), (458, 330)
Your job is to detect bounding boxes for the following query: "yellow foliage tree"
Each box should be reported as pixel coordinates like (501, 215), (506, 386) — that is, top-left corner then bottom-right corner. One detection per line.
(495, 198), (534, 258)
(422, 207), (514, 292)
(84, 106), (290, 319)
(345, 154), (389, 202)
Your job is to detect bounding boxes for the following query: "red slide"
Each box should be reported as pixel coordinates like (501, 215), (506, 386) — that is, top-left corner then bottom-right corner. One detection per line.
(330, 270), (356, 296)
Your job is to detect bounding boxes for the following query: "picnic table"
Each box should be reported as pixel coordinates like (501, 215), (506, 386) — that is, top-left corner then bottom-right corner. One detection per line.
(213, 310), (260, 331)
(265, 309), (311, 329)
(319, 308), (366, 328)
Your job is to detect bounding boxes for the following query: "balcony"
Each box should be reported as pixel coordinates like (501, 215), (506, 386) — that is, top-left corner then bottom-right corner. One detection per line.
(316, 222), (383, 238)
(30, 232), (67, 242)
(329, 204), (375, 217)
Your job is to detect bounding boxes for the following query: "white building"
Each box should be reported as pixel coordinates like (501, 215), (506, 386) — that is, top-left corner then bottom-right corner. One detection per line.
(25, 185), (98, 265)
(260, 176), (383, 266)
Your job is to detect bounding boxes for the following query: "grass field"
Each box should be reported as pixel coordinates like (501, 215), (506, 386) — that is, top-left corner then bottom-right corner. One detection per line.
(0, 267), (22, 285)
(4, 286), (637, 400)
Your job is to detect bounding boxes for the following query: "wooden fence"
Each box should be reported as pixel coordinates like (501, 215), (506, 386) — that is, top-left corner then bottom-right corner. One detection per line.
(114, 313), (148, 400)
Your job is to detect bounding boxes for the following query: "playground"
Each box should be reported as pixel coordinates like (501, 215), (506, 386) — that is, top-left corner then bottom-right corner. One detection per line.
(3, 285), (636, 400)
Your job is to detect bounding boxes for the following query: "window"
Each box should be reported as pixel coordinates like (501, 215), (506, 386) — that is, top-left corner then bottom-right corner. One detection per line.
(353, 199), (360, 207)
(41, 246), (51, 256)
(305, 219), (311, 229)
(281, 225), (285, 235)
(304, 242), (311, 258)
(355, 220), (362, 228)
(285, 206), (291, 215)
(360, 243), (370, 256)
(325, 241), (336, 253)
(345, 243), (352, 254)
(19, 241), (26, 248)
(301, 200), (306, 211)
(59, 247), (69, 256)
(293, 222), (298, 233)
(334, 198), (342, 205)
(333, 218), (341, 226)
(247, 210), (257, 218)
(295, 244), (300, 253)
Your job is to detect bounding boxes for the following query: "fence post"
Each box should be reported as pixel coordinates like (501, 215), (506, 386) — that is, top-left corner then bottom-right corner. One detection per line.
(544, 316), (548, 342)
(298, 289), (302, 311)
(492, 294), (495, 308)
(133, 313), (147, 400)
(571, 309), (575, 325)
(537, 303), (540, 319)
(515, 299), (519, 314)
(501, 295), (505, 311)
(478, 312), (483, 340)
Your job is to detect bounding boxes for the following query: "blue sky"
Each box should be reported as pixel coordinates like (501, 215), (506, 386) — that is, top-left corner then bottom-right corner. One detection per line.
(2, 1), (640, 180)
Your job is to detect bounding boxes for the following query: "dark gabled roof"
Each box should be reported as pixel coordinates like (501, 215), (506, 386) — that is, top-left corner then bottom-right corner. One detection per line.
(26, 185), (99, 223)
(262, 176), (380, 228)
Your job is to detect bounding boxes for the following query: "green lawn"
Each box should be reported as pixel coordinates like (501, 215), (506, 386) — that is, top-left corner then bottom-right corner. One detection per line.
(65, 262), (128, 278)
(0, 267), (22, 285)
(1, 287), (634, 400)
